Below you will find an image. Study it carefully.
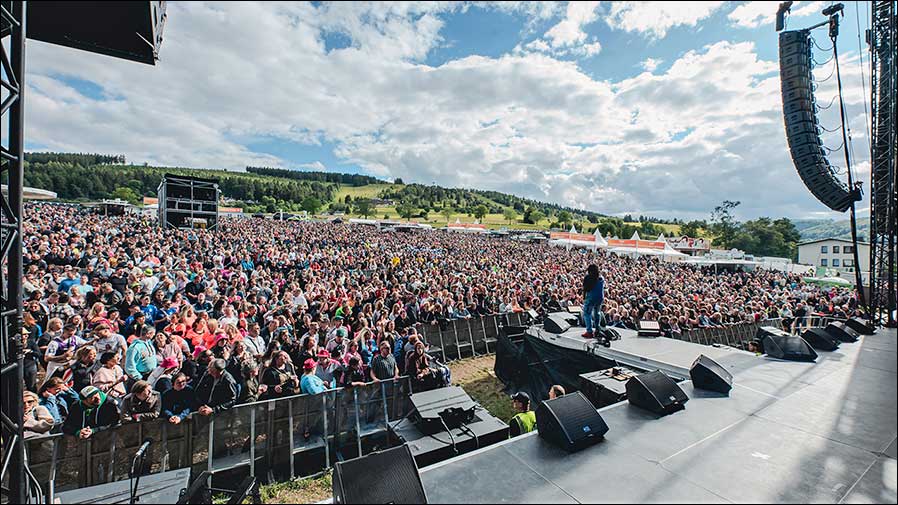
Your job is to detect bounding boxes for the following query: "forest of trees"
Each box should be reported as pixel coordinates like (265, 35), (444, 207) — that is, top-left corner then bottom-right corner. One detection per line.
(24, 153), (335, 208)
(246, 166), (383, 186)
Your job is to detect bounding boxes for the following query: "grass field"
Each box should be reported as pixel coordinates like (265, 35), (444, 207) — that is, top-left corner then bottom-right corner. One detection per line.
(252, 356), (506, 503)
(333, 183), (398, 201)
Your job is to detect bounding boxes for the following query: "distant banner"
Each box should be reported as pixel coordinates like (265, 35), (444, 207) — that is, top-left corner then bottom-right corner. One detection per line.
(449, 223), (487, 230)
(606, 239), (666, 250)
(550, 232), (596, 242)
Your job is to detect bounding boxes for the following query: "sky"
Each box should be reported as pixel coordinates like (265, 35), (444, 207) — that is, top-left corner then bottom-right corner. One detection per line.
(16, 1), (876, 222)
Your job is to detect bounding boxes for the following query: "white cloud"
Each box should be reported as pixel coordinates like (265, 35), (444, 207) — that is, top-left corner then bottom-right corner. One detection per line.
(728, 1), (828, 29)
(641, 57), (663, 72)
(728, 1), (779, 28)
(605, 1), (726, 39)
(544, 1), (601, 48)
(23, 2), (868, 221)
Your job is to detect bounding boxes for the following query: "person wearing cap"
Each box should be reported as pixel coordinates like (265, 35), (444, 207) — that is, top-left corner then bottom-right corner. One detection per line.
(147, 356), (180, 395)
(300, 358), (328, 395)
(121, 380), (162, 423)
(508, 392), (536, 438)
(339, 356), (368, 388)
(261, 351), (298, 399)
(62, 385), (120, 439)
(325, 327), (348, 354)
(314, 349), (341, 388)
(581, 264), (605, 338)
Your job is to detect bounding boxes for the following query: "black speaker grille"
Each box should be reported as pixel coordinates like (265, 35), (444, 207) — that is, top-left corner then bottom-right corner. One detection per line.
(333, 445), (426, 504)
(536, 392), (608, 451)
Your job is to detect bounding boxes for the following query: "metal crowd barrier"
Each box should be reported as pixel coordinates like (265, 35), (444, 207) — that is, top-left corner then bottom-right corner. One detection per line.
(677, 316), (849, 349)
(24, 377), (412, 495)
(417, 312), (524, 362)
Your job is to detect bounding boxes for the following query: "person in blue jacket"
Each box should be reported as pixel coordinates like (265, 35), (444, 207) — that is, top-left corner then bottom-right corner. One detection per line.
(582, 264), (605, 338)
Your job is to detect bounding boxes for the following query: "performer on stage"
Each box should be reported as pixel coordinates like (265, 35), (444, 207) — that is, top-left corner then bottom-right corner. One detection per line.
(582, 264), (605, 338)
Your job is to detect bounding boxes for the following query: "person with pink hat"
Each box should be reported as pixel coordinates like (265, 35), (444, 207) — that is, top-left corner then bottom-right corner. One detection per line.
(300, 358), (327, 395)
(147, 356), (180, 395)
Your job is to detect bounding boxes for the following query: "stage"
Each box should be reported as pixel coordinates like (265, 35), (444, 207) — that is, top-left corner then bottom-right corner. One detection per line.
(421, 328), (897, 503)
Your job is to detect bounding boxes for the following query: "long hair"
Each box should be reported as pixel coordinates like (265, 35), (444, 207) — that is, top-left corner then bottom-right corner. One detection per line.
(587, 264), (599, 278)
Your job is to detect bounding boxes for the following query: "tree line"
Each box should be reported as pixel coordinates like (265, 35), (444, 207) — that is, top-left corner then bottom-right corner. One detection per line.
(246, 166), (383, 186)
(24, 154), (335, 208)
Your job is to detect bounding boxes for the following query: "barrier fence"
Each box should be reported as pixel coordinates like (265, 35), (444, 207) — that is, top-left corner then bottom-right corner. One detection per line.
(24, 377), (412, 496)
(674, 316), (849, 349)
(416, 312), (530, 362)
(21, 313), (534, 497)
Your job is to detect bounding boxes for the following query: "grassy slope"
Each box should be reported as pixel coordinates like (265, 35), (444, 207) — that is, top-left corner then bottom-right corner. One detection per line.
(254, 356), (507, 504)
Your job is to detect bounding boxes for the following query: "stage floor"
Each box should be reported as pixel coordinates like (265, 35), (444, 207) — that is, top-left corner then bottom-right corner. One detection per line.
(421, 328), (897, 504)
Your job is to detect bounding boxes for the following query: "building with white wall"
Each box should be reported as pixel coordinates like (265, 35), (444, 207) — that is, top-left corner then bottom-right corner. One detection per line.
(797, 238), (870, 282)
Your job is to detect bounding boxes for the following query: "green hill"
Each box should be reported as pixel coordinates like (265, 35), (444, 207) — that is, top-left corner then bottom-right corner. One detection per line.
(22, 152), (675, 236)
(794, 218), (870, 242)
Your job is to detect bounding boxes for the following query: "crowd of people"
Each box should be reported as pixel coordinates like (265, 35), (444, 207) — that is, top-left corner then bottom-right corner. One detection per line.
(18, 202), (861, 439)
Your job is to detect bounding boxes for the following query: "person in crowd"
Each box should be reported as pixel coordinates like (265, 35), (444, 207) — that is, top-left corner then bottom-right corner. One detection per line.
(261, 351), (299, 399)
(340, 356), (368, 388)
(369, 341), (399, 382)
(23, 391), (55, 438)
(548, 385), (565, 399)
(39, 377), (80, 426)
(92, 352), (128, 399)
(300, 359), (328, 395)
(147, 357), (180, 395)
(124, 324), (158, 382)
(62, 385), (120, 440)
(69, 345), (98, 393)
(243, 322), (266, 360)
(43, 324), (89, 385)
(238, 361), (267, 404)
(162, 372), (196, 425)
(22, 322), (42, 392)
(194, 358), (238, 416)
(508, 392), (536, 438)
(121, 380), (162, 422)
(405, 340), (438, 390)
(315, 348), (342, 387)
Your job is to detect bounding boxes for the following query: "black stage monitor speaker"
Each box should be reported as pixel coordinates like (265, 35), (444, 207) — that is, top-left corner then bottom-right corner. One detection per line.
(544, 313), (571, 334)
(825, 322), (860, 342)
(333, 445), (427, 504)
(690, 355), (733, 394)
(762, 331), (818, 361)
(802, 328), (840, 351)
(845, 317), (875, 335)
(409, 386), (476, 435)
(536, 391), (609, 452)
(626, 371), (688, 416)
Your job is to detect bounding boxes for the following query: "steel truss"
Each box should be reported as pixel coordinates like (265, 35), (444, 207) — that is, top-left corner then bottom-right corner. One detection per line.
(869, 1), (897, 327)
(0, 1), (26, 503)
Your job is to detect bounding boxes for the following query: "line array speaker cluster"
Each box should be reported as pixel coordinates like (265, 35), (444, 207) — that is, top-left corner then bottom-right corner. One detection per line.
(779, 30), (860, 212)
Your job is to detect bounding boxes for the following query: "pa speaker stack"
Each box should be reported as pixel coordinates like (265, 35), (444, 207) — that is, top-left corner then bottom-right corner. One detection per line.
(758, 327), (818, 361)
(825, 322), (860, 342)
(333, 445), (427, 504)
(536, 392), (609, 452)
(779, 29), (859, 212)
(626, 371), (688, 416)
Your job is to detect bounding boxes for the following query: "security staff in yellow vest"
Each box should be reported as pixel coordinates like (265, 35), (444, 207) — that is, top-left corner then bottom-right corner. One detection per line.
(509, 391), (536, 437)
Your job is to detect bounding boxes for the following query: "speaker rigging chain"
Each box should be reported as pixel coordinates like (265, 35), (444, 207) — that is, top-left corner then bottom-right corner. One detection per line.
(810, 36), (834, 52)
(819, 122), (842, 133)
